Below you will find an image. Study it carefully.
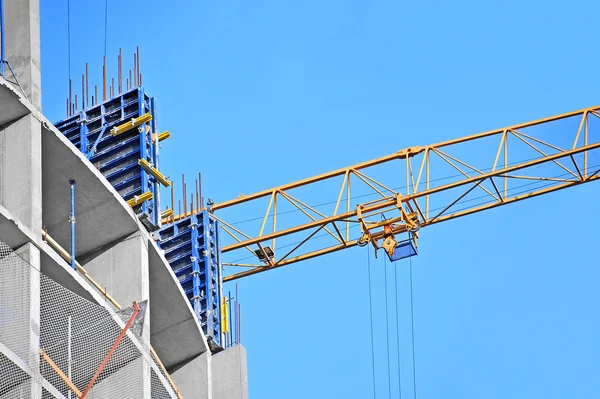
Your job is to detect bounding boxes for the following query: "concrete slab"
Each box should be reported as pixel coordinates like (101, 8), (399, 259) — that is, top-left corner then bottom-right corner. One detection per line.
(41, 122), (139, 257)
(0, 203), (97, 304)
(0, 80), (30, 128)
(0, 205), (32, 249)
(148, 240), (209, 370)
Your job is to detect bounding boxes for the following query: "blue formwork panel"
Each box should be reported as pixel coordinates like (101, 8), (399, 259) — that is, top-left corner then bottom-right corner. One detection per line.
(158, 211), (223, 350)
(54, 87), (162, 231)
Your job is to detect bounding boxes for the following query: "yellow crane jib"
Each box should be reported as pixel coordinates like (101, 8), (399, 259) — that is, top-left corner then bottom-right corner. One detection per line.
(126, 191), (153, 207)
(110, 113), (153, 137)
(138, 159), (171, 187)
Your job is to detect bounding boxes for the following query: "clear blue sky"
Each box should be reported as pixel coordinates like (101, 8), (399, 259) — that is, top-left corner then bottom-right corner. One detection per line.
(40, 1), (600, 398)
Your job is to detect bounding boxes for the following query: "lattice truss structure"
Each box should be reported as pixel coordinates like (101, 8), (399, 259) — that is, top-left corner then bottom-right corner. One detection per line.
(0, 241), (177, 398)
(206, 106), (600, 281)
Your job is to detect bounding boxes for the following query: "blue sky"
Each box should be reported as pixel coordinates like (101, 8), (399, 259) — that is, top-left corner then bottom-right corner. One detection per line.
(40, 1), (600, 398)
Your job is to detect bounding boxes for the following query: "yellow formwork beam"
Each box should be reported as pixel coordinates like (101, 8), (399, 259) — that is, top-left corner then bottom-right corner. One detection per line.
(161, 208), (174, 219)
(110, 113), (153, 136)
(138, 158), (171, 187)
(221, 296), (229, 333)
(126, 191), (153, 207)
(158, 131), (171, 141)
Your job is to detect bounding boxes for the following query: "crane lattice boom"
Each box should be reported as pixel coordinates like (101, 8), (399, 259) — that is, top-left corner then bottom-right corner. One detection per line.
(165, 105), (600, 281)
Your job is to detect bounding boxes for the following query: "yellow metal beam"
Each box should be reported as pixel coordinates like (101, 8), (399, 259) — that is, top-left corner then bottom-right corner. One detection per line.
(158, 131), (171, 141)
(110, 113), (153, 136)
(40, 348), (83, 397)
(161, 208), (174, 219)
(210, 105), (600, 211)
(138, 159), (171, 187)
(126, 191), (153, 207)
(213, 105), (600, 281)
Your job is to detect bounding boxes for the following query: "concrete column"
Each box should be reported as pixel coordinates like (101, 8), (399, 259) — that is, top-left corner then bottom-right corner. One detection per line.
(81, 231), (151, 397)
(0, 115), (42, 233)
(3, 0), (41, 110)
(171, 352), (213, 399)
(212, 345), (248, 399)
(0, 242), (42, 399)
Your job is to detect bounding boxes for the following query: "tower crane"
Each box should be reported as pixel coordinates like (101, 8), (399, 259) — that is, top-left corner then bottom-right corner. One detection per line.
(167, 104), (600, 281)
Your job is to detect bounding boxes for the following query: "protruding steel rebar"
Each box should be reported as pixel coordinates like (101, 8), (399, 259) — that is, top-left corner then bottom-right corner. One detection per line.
(171, 182), (175, 224)
(81, 74), (84, 110)
(85, 62), (89, 108)
(118, 48), (122, 94)
(137, 46), (140, 87)
(196, 179), (199, 213)
(199, 173), (203, 211)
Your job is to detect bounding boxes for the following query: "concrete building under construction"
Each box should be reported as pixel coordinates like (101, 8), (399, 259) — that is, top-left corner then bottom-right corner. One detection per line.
(3, 1), (600, 399)
(0, 2), (247, 398)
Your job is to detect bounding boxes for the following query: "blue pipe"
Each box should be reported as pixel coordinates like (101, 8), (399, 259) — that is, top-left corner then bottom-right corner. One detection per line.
(69, 180), (76, 270)
(1, 0), (5, 77)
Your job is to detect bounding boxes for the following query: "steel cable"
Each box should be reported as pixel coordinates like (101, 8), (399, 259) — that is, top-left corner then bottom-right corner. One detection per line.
(394, 255), (403, 399)
(367, 249), (377, 399)
(409, 257), (417, 399)
(384, 256), (392, 399)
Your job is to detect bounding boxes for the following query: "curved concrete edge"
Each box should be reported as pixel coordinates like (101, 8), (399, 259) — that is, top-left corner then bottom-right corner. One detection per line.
(0, 76), (210, 374)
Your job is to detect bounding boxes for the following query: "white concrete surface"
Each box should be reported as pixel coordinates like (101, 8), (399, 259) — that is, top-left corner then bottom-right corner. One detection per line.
(4, 0), (41, 109)
(212, 345), (249, 399)
(171, 352), (212, 399)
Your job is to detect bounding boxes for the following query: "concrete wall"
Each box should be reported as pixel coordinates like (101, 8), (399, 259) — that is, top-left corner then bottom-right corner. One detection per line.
(0, 115), (42, 233)
(3, 0), (41, 109)
(0, 4), (42, 395)
(86, 358), (149, 399)
(171, 352), (212, 399)
(212, 345), (249, 399)
(79, 231), (152, 396)
(81, 231), (150, 341)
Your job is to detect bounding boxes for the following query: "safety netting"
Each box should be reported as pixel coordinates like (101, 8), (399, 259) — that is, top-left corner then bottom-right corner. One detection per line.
(0, 240), (178, 398)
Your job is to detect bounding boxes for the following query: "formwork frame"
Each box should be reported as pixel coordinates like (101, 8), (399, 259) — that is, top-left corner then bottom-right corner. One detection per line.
(159, 211), (224, 350)
(54, 87), (163, 231)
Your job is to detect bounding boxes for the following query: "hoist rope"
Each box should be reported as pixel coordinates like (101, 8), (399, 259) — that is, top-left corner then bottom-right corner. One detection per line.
(394, 256), (402, 399)
(67, 0), (71, 81)
(409, 257), (417, 399)
(367, 249), (377, 399)
(384, 256), (392, 399)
